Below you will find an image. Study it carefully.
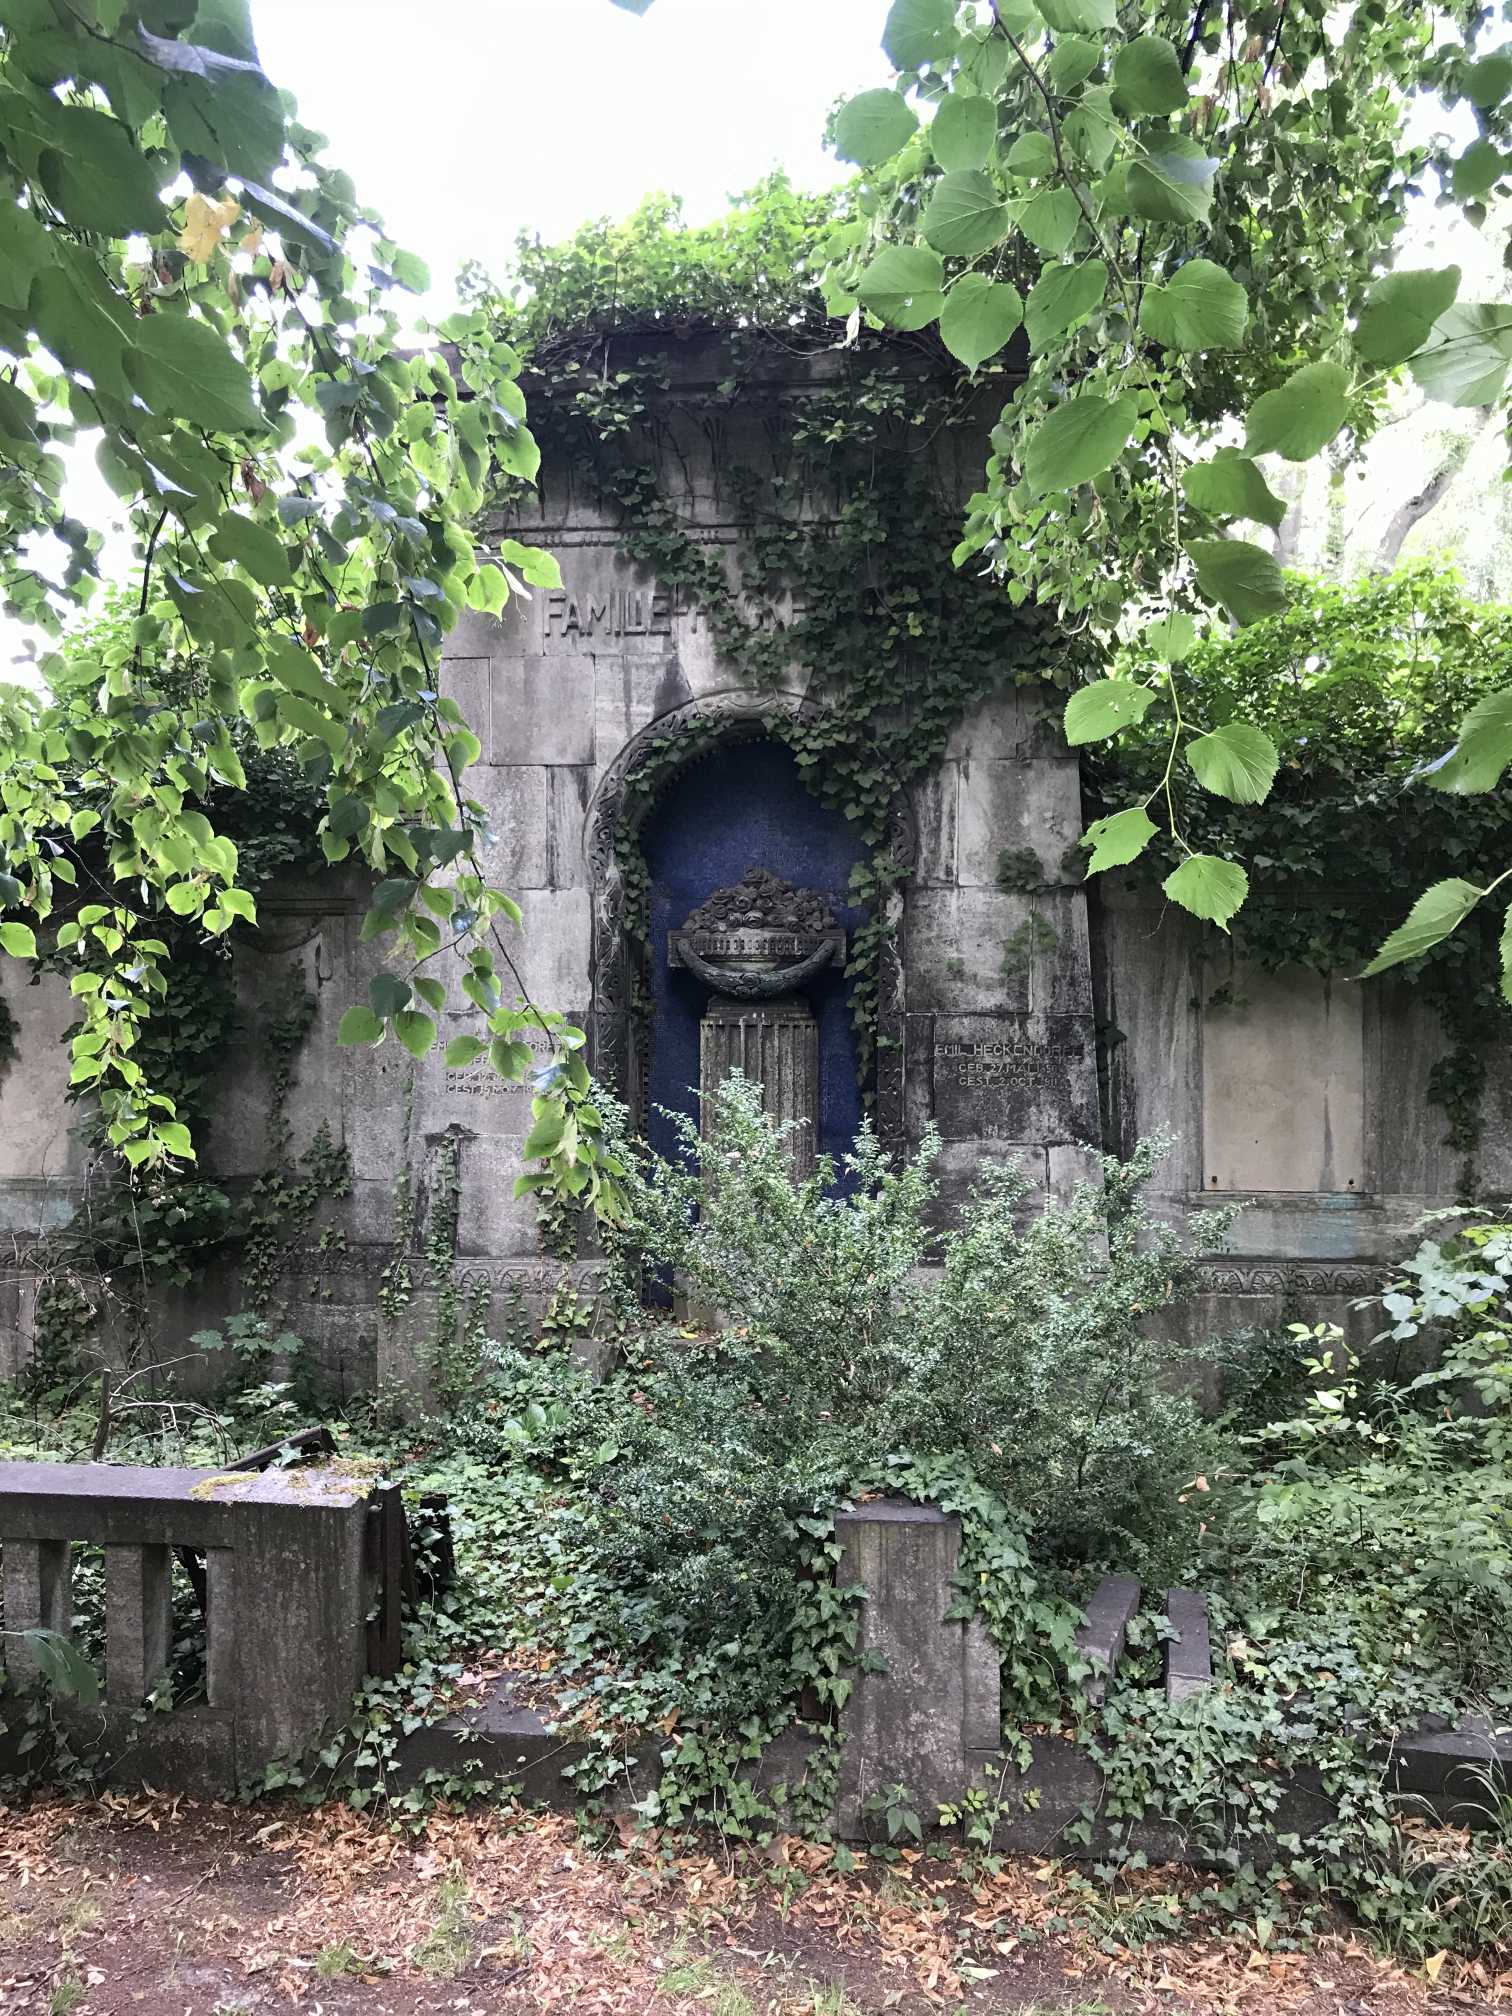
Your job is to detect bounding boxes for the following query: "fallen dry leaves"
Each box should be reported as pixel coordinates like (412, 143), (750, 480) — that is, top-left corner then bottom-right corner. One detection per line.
(0, 1792), (1508, 2014)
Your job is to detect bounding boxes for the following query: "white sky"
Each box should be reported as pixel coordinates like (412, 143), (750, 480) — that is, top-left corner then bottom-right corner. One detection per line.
(3, 2), (1503, 672)
(1, 0), (887, 676)
(252, 0), (890, 303)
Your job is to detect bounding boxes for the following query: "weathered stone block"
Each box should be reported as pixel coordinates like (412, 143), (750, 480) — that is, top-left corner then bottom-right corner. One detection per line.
(493, 655), (595, 766)
(1163, 1589), (1212, 1706)
(1201, 961), (1364, 1194)
(910, 765), (959, 887)
(1, 1537), (70, 1685)
(956, 757), (1084, 890)
(835, 1498), (1000, 1833)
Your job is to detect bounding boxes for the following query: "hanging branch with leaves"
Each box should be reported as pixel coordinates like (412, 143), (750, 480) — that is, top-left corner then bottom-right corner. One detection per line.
(0, 0), (623, 1215)
(804, 0), (1512, 997)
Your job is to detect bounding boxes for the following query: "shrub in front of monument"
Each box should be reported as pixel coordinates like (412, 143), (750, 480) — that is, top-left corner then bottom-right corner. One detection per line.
(584, 1078), (1232, 1693)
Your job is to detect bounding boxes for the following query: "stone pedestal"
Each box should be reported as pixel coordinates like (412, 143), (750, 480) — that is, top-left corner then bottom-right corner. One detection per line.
(700, 993), (819, 1180)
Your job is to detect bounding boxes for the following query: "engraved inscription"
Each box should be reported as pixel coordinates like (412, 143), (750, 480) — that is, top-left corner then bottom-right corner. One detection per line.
(543, 584), (809, 640)
(935, 1037), (1085, 1091)
(929, 1016), (1094, 1143)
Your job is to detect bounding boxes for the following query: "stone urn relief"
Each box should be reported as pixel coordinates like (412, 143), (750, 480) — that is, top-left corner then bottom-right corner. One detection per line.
(668, 868), (845, 1181)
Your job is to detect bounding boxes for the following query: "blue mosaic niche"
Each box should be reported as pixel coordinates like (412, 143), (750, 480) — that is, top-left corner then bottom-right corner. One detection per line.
(639, 738), (870, 1173)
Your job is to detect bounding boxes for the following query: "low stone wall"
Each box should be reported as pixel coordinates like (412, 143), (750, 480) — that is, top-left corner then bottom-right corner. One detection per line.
(0, 1460), (374, 1792)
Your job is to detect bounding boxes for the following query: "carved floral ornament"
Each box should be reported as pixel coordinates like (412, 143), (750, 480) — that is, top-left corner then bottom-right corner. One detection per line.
(670, 868), (846, 1001)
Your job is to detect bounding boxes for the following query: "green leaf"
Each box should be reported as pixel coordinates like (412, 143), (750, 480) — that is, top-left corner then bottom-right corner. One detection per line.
(1144, 611), (1197, 662)
(158, 1121), (195, 1160)
(23, 1629), (100, 1707)
(1463, 51), (1512, 111)
(930, 93), (995, 171)
(338, 1004), (383, 1045)
(392, 248), (430, 293)
(1047, 36), (1102, 90)
(1006, 131), (1056, 177)
(126, 312), (265, 434)
(1064, 678), (1156, 744)
(523, 1111), (567, 1159)
(1024, 390), (1136, 494)
(1361, 878), (1483, 976)
(939, 274), (1023, 369)
(883, 0), (959, 71)
(276, 692), (344, 757)
(267, 640), (344, 713)
(1453, 137), (1507, 201)
(1410, 304), (1512, 407)
(922, 171), (1012, 257)
(208, 510), (291, 586)
(1017, 186), (1082, 255)
(393, 1009), (437, 1059)
(1082, 805), (1157, 873)
(1353, 267), (1461, 367)
(369, 972), (412, 1017)
(0, 202), (53, 313)
(1112, 36), (1188, 115)
(834, 89), (919, 168)
(1163, 854), (1249, 930)
(1182, 450), (1287, 528)
(1126, 135), (1217, 224)
(1038, 0), (1115, 29)
(855, 245), (945, 311)
(445, 1035), (487, 1067)
(1025, 258), (1106, 347)
(1186, 721), (1279, 804)
(36, 104), (165, 236)
(30, 261), (133, 402)
(1244, 361), (1350, 461)
(1188, 537), (1288, 625)
(0, 921), (37, 958)
(1426, 687), (1512, 795)
(1139, 258), (1248, 352)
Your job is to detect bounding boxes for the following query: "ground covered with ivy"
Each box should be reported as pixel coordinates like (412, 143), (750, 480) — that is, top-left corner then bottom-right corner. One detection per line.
(6, 1087), (1512, 2003)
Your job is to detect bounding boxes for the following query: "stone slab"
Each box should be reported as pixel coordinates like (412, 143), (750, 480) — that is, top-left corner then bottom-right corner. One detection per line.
(1201, 962), (1364, 1194)
(492, 655), (595, 766)
(1163, 1589), (1212, 1706)
(928, 1012), (1098, 1146)
(1074, 1575), (1141, 1705)
(956, 757), (1084, 890)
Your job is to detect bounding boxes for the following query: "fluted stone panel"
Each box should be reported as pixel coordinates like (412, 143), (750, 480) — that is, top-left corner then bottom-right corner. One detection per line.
(699, 993), (819, 1181)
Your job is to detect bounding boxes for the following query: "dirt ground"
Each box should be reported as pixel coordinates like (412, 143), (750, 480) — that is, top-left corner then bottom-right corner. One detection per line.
(0, 1796), (1504, 2016)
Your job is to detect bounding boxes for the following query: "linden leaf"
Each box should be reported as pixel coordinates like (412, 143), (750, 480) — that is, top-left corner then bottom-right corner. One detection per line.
(1244, 361), (1350, 462)
(1064, 678), (1156, 744)
(1186, 722), (1279, 805)
(1361, 878), (1483, 975)
(1426, 687), (1512, 794)
(1024, 391), (1137, 494)
(1163, 854), (1249, 930)
(1082, 805), (1157, 873)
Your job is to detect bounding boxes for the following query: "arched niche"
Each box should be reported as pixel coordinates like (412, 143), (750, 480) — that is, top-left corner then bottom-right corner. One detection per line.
(582, 690), (914, 1156)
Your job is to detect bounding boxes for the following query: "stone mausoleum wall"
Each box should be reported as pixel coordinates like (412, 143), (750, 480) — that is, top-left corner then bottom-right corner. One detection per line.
(0, 332), (1507, 1391)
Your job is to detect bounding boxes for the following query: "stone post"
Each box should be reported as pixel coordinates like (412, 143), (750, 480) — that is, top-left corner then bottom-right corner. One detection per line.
(835, 1498), (1001, 1836)
(104, 1543), (173, 1704)
(1, 1538), (71, 1687)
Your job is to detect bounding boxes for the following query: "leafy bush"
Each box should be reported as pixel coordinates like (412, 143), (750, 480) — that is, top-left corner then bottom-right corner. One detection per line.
(1210, 1217), (1512, 1696)
(597, 1077), (1231, 1651)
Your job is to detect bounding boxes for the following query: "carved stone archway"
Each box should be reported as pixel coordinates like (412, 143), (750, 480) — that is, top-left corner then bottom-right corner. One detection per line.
(582, 689), (916, 1150)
